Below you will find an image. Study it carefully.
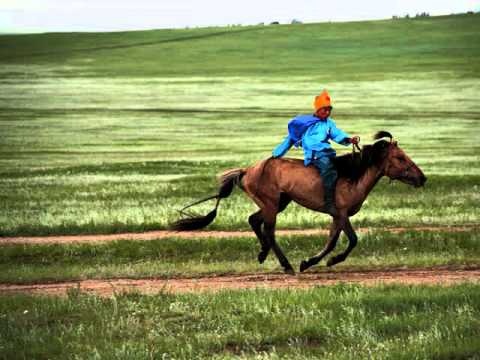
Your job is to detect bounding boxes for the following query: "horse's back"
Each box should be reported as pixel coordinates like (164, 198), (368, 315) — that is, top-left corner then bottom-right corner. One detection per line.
(242, 158), (325, 210)
(243, 158), (307, 187)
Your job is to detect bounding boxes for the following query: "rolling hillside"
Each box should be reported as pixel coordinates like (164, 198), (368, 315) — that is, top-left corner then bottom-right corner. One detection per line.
(1, 13), (479, 79)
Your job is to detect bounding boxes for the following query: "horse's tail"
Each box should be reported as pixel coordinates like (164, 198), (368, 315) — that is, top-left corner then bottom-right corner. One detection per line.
(170, 168), (246, 231)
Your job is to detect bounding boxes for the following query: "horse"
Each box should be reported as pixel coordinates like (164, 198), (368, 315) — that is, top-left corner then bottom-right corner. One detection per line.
(171, 131), (426, 274)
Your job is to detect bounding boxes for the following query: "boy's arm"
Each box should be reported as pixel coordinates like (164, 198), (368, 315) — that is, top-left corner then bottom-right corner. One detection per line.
(328, 120), (352, 146)
(272, 135), (294, 158)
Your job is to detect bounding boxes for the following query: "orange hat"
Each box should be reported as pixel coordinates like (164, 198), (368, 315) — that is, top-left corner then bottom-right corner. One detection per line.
(313, 90), (332, 110)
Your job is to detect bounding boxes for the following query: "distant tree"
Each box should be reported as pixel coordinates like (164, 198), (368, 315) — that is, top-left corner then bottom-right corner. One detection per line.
(291, 19), (302, 24)
(270, 21), (280, 25)
(415, 12), (430, 18)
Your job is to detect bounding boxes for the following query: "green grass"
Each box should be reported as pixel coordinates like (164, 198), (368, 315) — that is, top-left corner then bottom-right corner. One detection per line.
(0, 105), (478, 235)
(1, 15), (479, 236)
(1, 284), (480, 359)
(1, 230), (478, 284)
(1, 14), (480, 360)
(1, 14), (479, 79)
(0, 146), (478, 236)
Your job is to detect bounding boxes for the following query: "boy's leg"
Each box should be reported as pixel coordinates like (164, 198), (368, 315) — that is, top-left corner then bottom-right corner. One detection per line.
(313, 157), (338, 215)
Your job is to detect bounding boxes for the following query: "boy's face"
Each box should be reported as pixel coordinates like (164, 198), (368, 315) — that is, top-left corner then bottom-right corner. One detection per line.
(315, 106), (332, 120)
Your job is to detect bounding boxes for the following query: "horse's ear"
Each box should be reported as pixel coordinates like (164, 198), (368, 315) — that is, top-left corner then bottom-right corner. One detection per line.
(392, 140), (398, 146)
(373, 131), (393, 142)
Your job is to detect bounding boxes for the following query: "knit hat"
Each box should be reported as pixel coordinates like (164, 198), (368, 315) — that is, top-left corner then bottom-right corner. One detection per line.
(313, 90), (332, 110)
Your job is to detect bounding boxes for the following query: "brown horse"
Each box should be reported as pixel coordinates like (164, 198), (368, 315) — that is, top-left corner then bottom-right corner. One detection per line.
(172, 131), (426, 274)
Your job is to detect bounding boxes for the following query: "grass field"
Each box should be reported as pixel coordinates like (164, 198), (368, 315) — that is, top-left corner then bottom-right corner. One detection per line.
(0, 230), (478, 284)
(1, 284), (480, 359)
(1, 14), (479, 79)
(0, 76), (479, 235)
(1, 13), (480, 359)
(1, 14), (479, 236)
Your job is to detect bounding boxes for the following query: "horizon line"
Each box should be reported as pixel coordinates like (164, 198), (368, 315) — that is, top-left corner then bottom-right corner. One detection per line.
(1, 11), (477, 35)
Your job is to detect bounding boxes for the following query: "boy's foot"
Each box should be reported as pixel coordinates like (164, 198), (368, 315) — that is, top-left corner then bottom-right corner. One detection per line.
(324, 194), (338, 216)
(325, 203), (338, 216)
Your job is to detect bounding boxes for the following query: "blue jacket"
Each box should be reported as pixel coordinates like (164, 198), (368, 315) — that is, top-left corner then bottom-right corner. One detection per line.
(272, 114), (351, 165)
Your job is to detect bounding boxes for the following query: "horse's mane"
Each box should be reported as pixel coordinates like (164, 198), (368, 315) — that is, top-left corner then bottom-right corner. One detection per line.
(331, 139), (390, 182)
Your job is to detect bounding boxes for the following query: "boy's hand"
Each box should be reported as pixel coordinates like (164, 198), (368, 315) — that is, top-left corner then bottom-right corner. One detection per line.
(349, 136), (360, 145)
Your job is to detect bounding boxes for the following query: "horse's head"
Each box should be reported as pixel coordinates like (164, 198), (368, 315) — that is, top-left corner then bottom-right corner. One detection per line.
(373, 131), (427, 187)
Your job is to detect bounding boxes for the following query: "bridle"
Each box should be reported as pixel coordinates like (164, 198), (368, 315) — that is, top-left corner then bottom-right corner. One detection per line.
(383, 148), (416, 183)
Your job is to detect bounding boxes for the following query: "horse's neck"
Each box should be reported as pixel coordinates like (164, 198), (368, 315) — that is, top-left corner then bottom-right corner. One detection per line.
(355, 165), (384, 198)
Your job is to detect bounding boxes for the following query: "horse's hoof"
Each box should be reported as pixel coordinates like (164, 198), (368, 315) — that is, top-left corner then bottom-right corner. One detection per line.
(258, 251), (268, 264)
(299, 260), (309, 272)
(284, 267), (296, 276)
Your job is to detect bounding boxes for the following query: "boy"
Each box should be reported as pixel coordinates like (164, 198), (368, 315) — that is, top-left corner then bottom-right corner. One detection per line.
(272, 90), (360, 215)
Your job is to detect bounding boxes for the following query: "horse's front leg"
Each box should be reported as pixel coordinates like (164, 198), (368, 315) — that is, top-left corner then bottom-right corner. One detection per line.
(326, 217), (358, 267)
(299, 216), (344, 272)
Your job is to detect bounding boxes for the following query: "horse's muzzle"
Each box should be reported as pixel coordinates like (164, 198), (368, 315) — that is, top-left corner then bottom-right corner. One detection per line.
(414, 174), (427, 188)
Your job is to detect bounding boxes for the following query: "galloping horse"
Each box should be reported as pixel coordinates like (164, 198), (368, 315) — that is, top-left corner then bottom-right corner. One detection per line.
(172, 131), (426, 274)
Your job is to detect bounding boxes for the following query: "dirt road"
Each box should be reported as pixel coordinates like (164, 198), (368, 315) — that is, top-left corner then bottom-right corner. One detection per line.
(1, 267), (479, 297)
(1, 226), (478, 297)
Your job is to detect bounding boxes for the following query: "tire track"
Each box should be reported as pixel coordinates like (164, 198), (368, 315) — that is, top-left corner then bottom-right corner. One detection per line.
(1, 267), (479, 297)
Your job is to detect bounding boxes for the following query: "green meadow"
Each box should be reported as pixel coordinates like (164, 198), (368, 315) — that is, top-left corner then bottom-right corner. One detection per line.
(0, 230), (478, 284)
(1, 13), (480, 359)
(1, 285), (480, 359)
(1, 14), (479, 236)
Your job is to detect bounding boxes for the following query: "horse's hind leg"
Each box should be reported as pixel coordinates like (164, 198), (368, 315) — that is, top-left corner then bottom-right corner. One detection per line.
(248, 210), (269, 263)
(326, 218), (358, 267)
(299, 217), (343, 272)
(249, 194), (291, 264)
(262, 206), (295, 275)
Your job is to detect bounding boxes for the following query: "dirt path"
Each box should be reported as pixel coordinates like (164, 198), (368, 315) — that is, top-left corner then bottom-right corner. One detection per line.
(1, 268), (479, 297)
(1, 225), (477, 245)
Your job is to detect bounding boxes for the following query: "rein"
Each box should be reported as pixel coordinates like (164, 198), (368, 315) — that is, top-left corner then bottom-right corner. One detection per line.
(351, 142), (362, 167)
(352, 142), (361, 155)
